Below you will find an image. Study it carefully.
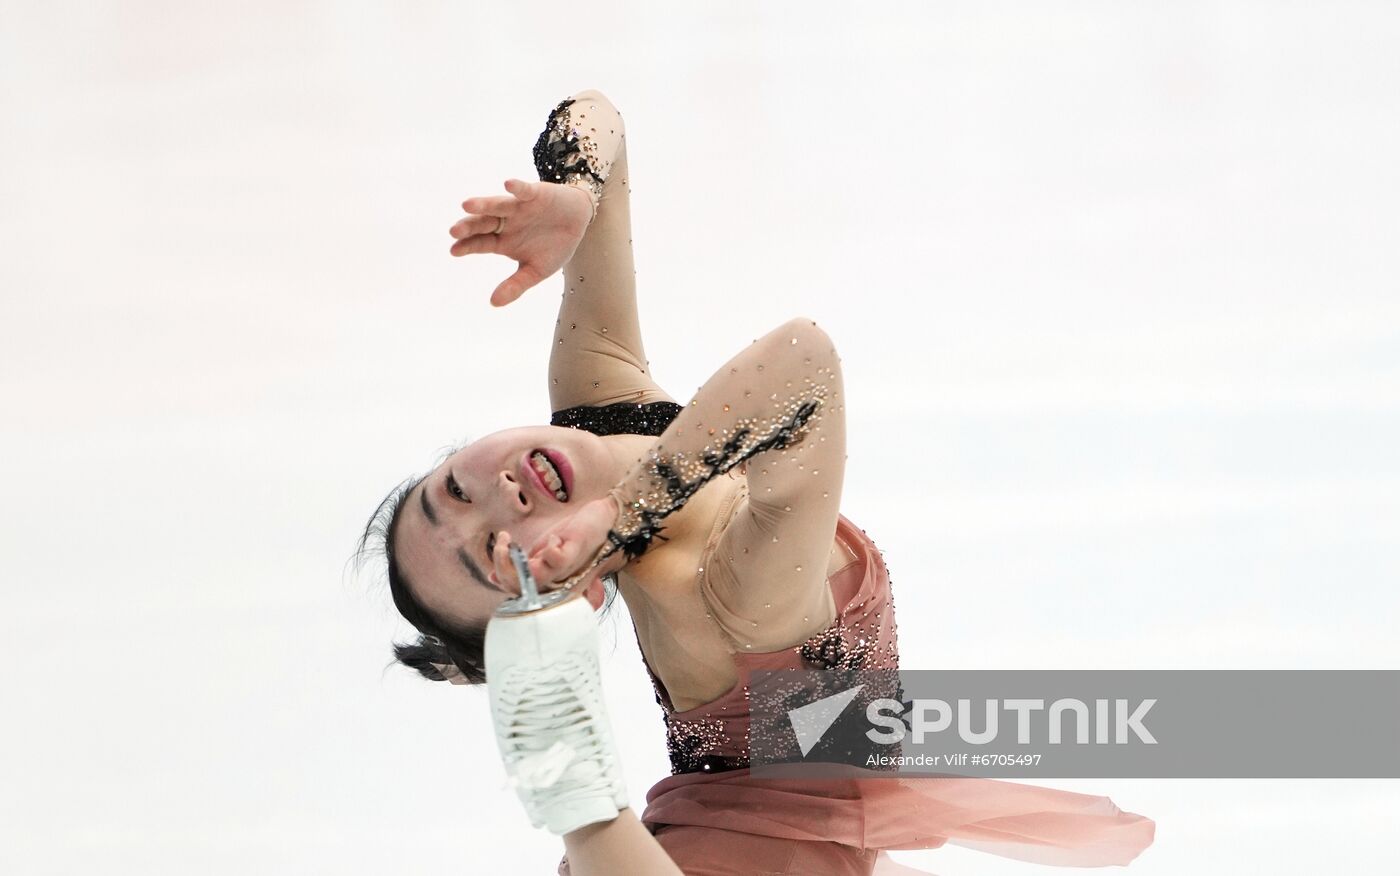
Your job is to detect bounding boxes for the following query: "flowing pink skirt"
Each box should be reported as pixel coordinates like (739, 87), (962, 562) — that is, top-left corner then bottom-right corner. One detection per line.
(640, 765), (1155, 874)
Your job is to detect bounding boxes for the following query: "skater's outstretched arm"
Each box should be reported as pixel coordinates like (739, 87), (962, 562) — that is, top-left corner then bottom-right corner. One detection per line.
(533, 89), (674, 412)
(448, 89), (672, 410)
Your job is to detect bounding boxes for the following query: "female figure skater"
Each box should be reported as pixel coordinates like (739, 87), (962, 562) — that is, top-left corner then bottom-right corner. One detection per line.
(363, 89), (1155, 875)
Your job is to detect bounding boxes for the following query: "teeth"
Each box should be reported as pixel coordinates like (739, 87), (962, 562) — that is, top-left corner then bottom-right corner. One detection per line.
(530, 451), (569, 500)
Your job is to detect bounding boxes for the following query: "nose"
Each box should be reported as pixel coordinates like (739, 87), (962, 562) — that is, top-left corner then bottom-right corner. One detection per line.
(499, 467), (530, 514)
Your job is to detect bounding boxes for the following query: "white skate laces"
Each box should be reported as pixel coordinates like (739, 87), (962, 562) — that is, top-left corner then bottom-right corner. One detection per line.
(484, 546), (628, 835)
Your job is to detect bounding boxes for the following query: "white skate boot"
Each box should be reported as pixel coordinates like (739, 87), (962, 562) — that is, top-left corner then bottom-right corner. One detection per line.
(485, 545), (629, 835)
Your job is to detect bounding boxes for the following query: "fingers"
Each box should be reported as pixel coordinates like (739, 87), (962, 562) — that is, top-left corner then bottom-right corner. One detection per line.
(490, 265), (541, 307)
(454, 181), (533, 237)
(460, 191), (521, 217)
(488, 529), (576, 594)
(502, 178), (537, 200)
(449, 233), (502, 258)
(529, 528), (604, 587)
(528, 533), (573, 582)
(449, 213), (507, 240)
(490, 530), (517, 595)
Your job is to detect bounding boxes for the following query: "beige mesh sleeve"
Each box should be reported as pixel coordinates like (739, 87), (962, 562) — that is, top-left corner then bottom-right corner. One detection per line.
(533, 89), (674, 410)
(600, 318), (848, 650)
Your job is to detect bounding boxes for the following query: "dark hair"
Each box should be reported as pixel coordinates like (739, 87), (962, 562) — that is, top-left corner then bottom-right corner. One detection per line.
(358, 475), (489, 684)
(358, 472), (617, 686)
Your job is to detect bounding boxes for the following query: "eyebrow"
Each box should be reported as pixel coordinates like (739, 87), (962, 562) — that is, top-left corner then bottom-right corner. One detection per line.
(416, 480), (498, 594)
(458, 548), (500, 593)
(419, 482), (439, 527)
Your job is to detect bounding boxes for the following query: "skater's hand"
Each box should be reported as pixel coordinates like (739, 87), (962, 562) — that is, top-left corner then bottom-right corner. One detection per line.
(528, 495), (628, 587)
(487, 496), (626, 596)
(449, 179), (594, 307)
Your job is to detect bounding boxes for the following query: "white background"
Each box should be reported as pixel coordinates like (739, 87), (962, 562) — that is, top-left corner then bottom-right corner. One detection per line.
(2, 2), (1397, 874)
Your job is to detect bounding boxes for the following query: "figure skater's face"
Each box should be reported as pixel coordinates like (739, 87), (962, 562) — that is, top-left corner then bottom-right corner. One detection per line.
(393, 425), (618, 629)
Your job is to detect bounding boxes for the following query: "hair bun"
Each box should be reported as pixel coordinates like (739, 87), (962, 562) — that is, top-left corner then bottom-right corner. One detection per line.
(393, 636), (485, 685)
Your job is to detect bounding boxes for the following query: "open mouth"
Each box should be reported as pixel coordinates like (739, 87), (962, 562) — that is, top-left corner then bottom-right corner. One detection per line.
(528, 448), (571, 502)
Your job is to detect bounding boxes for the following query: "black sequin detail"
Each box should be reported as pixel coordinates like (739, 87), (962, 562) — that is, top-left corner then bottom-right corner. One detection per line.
(606, 398), (822, 562)
(532, 98), (607, 196)
(800, 625), (866, 671)
(665, 721), (747, 774)
(551, 401), (682, 437)
(607, 526), (666, 560)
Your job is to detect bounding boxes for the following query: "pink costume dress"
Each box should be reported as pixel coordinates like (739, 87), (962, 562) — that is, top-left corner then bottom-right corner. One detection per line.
(635, 513), (1155, 875)
(534, 89), (1156, 874)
